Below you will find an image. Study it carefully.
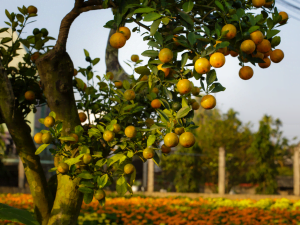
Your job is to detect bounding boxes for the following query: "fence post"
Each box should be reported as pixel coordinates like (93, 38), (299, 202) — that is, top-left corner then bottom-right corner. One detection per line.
(147, 159), (154, 192)
(18, 157), (25, 188)
(218, 146), (225, 195)
(294, 145), (300, 196)
(143, 160), (148, 191)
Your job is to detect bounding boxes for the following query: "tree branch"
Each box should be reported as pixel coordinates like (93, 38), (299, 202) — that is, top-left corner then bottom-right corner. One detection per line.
(132, 18), (150, 31)
(0, 60), (54, 225)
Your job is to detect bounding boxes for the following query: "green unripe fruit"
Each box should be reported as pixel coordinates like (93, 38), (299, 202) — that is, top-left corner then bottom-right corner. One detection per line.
(57, 162), (69, 174)
(94, 189), (105, 200)
(33, 28), (40, 35)
(40, 28), (48, 37)
(42, 133), (52, 144)
(172, 102), (181, 111)
(83, 153), (92, 164)
(124, 164), (135, 174)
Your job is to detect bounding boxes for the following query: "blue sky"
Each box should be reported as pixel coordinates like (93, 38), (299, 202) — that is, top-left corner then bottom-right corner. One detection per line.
(1, 1), (299, 143)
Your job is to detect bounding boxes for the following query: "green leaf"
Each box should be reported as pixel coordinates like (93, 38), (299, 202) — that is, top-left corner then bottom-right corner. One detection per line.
(210, 83), (226, 93)
(248, 26), (260, 34)
(130, 168), (136, 185)
(97, 125), (105, 132)
(181, 52), (189, 69)
(206, 70), (217, 86)
(38, 118), (45, 124)
(157, 109), (169, 123)
(83, 193), (93, 204)
(236, 8), (245, 18)
(0, 203), (39, 225)
(127, 151), (134, 158)
(59, 136), (76, 141)
(267, 18), (273, 29)
(133, 7), (155, 14)
(88, 128), (101, 138)
(98, 174), (109, 188)
(176, 106), (191, 119)
(107, 154), (124, 167)
(1, 38), (12, 44)
(183, 0), (194, 12)
(48, 111), (56, 119)
(143, 12), (162, 22)
(178, 11), (194, 26)
(35, 144), (49, 155)
(154, 32), (163, 46)
(147, 135), (156, 147)
(150, 19), (161, 36)
(215, 1), (224, 11)
(84, 49), (89, 57)
(78, 187), (94, 193)
(92, 58), (100, 66)
(116, 176), (127, 196)
(75, 125), (84, 136)
(16, 14), (24, 23)
(188, 32), (196, 46)
(153, 151), (160, 166)
(141, 50), (158, 58)
(48, 167), (57, 172)
(5, 10), (12, 22)
(77, 172), (94, 179)
(123, 80), (130, 90)
(95, 158), (107, 167)
(266, 29), (280, 39)
(64, 154), (84, 166)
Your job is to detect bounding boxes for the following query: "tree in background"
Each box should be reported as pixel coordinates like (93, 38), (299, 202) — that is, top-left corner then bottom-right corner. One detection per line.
(161, 107), (253, 193)
(247, 115), (290, 194)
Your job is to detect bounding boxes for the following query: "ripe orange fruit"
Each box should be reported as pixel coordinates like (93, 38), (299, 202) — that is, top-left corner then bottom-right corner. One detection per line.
(24, 91), (35, 101)
(118, 27), (131, 40)
(177, 79), (193, 95)
(83, 153), (92, 164)
(252, 51), (264, 59)
(201, 95), (216, 109)
(210, 53), (225, 68)
(252, 0), (266, 7)
(192, 102), (200, 110)
(145, 118), (155, 128)
(114, 81), (123, 89)
(44, 116), (55, 128)
(194, 58), (211, 74)
(270, 49), (284, 63)
(264, 50), (272, 58)
(124, 89), (135, 101)
(152, 87), (159, 94)
(179, 132), (195, 148)
(256, 39), (271, 53)
(74, 69), (78, 76)
(125, 126), (137, 138)
(151, 99), (161, 109)
(175, 127), (184, 135)
(157, 64), (170, 77)
(258, 57), (271, 68)
(70, 133), (79, 144)
(30, 52), (40, 62)
(57, 162), (69, 174)
(191, 87), (200, 96)
(214, 41), (228, 54)
(27, 5), (37, 14)
(159, 48), (173, 63)
(264, 1), (273, 7)
(124, 164), (135, 174)
(164, 133), (179, 148)
(250, 30), (264, 45)
(239, 66), (254, 80)
(103, 130), (115, 142)
(113, 124), (121, 133)
(161, 144), (171, 154)
(109, 32), (126, 49)
(143, 148), (155, 159)
(279, 12), (288, 24)
(34, 133), (43, 144)
(131, 54), (139, 62)
(78, 112), (87, 123)
(221, 24), (237, 39)
(107, 72), (114, 80)
(94, 189), (105, 200)
(42, 133), (53, 144)
(229, 51), (239, 57)
(240, 40), (256, 54)
(140, 75), (148, 81)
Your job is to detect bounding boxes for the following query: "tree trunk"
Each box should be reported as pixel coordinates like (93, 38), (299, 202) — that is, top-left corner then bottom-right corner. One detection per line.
(0, 61), (53, 225)
(105, 28), (129, 81)
(36, 49), (83, 225)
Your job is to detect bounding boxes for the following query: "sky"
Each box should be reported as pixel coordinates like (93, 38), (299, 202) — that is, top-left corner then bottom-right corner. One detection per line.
(1, 1), (299, 143)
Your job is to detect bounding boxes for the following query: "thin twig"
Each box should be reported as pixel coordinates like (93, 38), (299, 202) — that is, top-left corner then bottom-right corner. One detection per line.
(132, 17), (150, 31)
(199, 8), (216, 24)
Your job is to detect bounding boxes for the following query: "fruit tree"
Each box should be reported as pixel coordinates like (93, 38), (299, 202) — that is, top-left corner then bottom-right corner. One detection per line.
(0, 0), (288, 224)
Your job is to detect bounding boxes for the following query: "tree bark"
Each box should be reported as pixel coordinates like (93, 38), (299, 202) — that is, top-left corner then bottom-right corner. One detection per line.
(105, 28), (129, 81)
(0, 61), (53, 225)
(36, 49), (83, 225)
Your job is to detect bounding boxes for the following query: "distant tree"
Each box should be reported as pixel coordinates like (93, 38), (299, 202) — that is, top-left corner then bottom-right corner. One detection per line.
(247, 115), (279, 194)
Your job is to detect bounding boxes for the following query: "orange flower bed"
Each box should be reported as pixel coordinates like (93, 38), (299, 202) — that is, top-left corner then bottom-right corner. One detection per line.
(1, 194), (300, 225)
